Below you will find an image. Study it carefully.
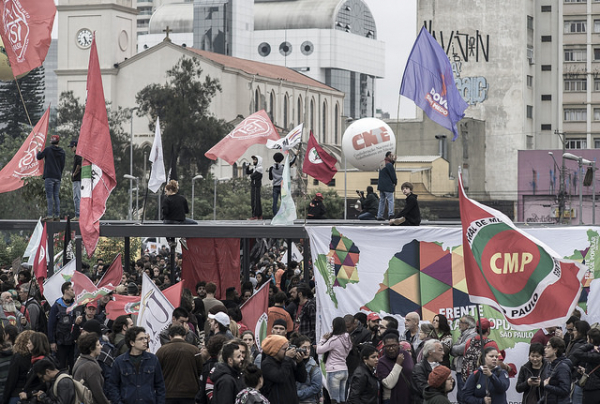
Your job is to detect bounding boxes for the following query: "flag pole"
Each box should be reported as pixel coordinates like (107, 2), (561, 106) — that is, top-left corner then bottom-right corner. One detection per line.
(141, 180), (150, 223)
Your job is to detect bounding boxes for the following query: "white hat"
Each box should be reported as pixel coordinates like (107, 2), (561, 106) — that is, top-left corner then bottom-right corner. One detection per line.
(208, 312), (230, 327)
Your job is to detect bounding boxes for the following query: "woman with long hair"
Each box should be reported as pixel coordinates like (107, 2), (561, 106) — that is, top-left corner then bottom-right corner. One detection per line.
(2, 329), (33, 404)
(316, 317), (353, 404)
(291, 334), (322, 404)
(432, 314), (453, 368)
(162, 179), (197, 249)
(463, 346), (510, 404)
(241, 331), (259, 361)
(18, 332), (54, 403)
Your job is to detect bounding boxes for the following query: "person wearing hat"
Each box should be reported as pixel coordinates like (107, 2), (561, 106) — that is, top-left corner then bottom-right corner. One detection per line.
(69, 140), (82, 220)
(366, 312), (381, 343)
(208, 312), (234, 340)
(245, 155), (263, 220)
(422, 365), (454, 404)
(37, 134), (66, 221)
(307, 193), (326, 219)
(259, 334), (307, 404)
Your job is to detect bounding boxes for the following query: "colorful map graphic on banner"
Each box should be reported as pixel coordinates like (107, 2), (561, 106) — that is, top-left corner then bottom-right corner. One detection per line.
(315, 227), (360, 307)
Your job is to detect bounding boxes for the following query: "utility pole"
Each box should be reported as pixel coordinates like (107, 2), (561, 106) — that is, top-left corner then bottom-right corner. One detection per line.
(554, 130), (567, 223)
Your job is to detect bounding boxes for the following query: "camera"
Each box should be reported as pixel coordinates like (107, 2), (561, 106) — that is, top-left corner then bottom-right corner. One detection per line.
(287, 345), (296, 351)
(297, 347), (308, 355)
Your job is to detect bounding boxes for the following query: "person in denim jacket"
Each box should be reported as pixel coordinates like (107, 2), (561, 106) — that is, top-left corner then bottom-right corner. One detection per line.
(107, 326), (166, 404)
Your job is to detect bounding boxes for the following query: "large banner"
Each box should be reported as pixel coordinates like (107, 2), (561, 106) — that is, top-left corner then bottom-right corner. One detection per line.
(307, 226), (600, 403)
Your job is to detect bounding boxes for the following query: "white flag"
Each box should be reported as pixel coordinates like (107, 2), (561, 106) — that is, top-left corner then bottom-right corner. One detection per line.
(282, 241), (303, 263)
(266, 123), (303, 151)
(24, 218), (44, 266)
(148, 117), (166, 193)
(42, 260), (77, 304)
(271, 154), (297, 225)
(138, 273), (174, 353)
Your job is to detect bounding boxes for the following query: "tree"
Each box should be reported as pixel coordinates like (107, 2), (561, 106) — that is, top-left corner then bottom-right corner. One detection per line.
(0, 66), (45, 142)
(136, 56), (230, 180)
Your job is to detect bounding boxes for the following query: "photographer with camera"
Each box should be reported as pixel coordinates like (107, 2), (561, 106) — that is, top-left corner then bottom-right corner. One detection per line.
(259, 335), (306, 404)
(357, 186), (379, 220)
(290, 334), (321, 404)
(316, 317), (352, 404)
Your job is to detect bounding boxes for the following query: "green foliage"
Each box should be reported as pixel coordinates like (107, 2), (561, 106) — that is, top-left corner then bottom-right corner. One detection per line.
(0, 233), (30, 265)
(0, 66), (45, 142)
(135, 56), (231, 179)
(94, 237), (142, 266)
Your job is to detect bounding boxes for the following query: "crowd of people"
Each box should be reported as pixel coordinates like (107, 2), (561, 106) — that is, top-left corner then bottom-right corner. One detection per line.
(0, 244), (599, 404)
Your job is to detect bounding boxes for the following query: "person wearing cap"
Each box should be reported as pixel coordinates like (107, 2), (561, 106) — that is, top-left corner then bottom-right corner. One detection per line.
(208, 312), (234, 340)
(80, 318), (104, 337)
(259, 334), (307, 404)
(37, 134), (66, 221)
(245, 155), (263, 220)
(69, 140), (82, 220)
(422, 365), (454, 404)
(307, 193), (326, 219)
(366, 312), (381, 343)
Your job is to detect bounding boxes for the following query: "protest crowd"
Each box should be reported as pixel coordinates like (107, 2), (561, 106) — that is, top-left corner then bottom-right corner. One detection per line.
(0, 242), (598, 404)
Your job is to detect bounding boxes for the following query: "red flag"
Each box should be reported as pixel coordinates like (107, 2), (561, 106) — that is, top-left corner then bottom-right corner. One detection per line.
(69, 271), (100, 311)
(104, 282), (183, 320)
(32, 222), (47, 294)
(96, 254), (123, 290)
(205, 110), (280, 165)
(0, 0), (56, 77)
(78, 35), (116, 257)
(458, 174), (586, 330)
(105, 295), (140, 320)
(302, 131), (338, 184)
(181, 238), (241, 299)
(240, 282), (269, 349)
(0, 107), (49, 193)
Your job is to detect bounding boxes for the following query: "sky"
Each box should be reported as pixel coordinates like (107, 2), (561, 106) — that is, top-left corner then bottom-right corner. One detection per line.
(52, 0), (417, 118)
(363, 0), (417, 119)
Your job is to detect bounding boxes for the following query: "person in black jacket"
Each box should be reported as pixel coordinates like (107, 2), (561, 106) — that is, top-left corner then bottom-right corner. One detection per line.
(390, 182), (421, 226)
(377, 151), (397, 220)
(259, 335), (306, 404)
(37, 135), (66, 221)
(162, 180), (196, 250)
(573, 328), (600, 404)
(211, 342), (245, 404)
(516, 342), (549, 404)
(567, 320), (591, 404)
(357, 186), (379, 220)
(347, 344), (379, 404)
(307, 193), (326, 219)
(246, 155), (263, 219)
(542, 336), (572, 404)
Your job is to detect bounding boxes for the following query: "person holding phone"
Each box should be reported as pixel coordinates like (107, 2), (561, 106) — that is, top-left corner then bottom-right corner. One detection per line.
(516, 342), (549, 404)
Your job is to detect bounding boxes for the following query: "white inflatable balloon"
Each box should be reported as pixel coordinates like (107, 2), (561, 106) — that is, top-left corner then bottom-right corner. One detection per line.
(342, 118), (396, 170)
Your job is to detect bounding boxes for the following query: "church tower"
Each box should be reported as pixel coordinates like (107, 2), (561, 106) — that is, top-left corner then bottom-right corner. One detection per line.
(55, 0), (137, 104)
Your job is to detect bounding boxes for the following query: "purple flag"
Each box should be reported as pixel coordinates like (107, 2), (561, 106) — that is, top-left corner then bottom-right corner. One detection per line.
(400, 26), (469, 141)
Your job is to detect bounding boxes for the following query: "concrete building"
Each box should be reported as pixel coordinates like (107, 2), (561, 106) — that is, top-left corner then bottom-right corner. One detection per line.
(417, 0), (537, 202)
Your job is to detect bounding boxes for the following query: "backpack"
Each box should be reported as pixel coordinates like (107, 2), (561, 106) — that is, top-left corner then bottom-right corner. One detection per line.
(461, 337), (492, 382)
(25, 299), (48, 334)
(53, 373), (94, 404)
(97, 338), (127, 368)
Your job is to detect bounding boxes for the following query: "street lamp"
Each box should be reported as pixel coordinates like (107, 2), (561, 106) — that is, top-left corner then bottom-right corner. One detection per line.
(563, 153), (595, 224)
(191, 174), (203, 219)
(128, 107), (139, 221)
(213, 177), (230, 220)
(124, 174), (139, 221)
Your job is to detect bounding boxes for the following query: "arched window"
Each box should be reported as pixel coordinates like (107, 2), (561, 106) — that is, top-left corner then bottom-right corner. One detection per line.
(283, 94), (289, 129)
(310, 98), (315, 134)
(232, 162), (238, 178)
(254, 88), (261, 112)
(297, 96), (303, 125)
(334, 104), (339, 144)
(322, 100), (328, 143)
(269, 91), (275, 122)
